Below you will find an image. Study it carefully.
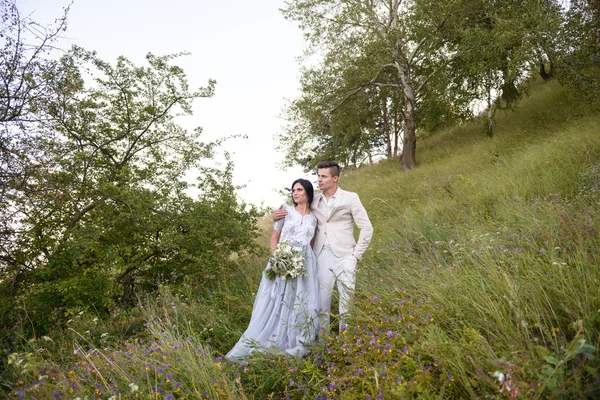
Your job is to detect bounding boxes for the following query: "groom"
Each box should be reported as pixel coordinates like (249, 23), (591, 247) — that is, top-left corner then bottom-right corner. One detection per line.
(276, 161), (373, 331)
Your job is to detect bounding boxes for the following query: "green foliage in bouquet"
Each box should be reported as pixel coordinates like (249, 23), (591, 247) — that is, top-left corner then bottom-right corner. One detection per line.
(266, 241), (306, 281)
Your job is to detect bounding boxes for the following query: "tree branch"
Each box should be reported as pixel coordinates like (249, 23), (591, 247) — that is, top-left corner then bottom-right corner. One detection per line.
(330, 63), (399, 113)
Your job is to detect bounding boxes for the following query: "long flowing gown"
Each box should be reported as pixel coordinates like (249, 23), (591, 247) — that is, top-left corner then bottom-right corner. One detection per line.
(226, 205), (320, 363)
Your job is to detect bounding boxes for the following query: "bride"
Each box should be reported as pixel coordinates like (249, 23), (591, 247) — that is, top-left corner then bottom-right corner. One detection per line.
(226, 178), (320, 363)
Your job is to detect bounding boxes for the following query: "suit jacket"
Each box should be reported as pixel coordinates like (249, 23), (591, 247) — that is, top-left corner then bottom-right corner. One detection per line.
(311, 187), (373, 260)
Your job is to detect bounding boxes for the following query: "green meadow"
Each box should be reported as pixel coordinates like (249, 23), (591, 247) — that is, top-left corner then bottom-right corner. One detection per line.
(3, 79), (599, 399)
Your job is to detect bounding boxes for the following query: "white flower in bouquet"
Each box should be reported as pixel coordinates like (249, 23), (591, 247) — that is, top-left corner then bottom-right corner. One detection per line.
(266, 241), (306, 281)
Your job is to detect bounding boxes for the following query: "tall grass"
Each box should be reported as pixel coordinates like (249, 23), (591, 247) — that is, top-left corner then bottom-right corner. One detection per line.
(3, 80), (600, 399)
(342, 80), (600, 398)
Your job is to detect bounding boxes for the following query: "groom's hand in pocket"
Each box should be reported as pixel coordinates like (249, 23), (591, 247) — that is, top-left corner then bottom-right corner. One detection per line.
(351, 254), (359, 273)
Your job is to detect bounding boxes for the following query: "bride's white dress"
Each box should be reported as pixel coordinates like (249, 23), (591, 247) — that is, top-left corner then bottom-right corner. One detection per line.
(226, 205), (320, 363)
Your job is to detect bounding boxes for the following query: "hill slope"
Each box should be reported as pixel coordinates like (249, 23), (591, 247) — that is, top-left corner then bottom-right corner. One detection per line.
(336, 78), (600, 398)
(4, 79), (599, 399)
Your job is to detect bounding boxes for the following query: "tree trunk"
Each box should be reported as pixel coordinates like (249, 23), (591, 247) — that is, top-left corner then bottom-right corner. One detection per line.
(400, 86), (417, 170)
(120, 273), (136, 307)
(486, 85), (495, 138)
(487, 106), (494, 137)
(393, 117), (400, 157)
(382, 98), (392, 158)
(539, 59), (553, 81)
(402, 113), (417, 169)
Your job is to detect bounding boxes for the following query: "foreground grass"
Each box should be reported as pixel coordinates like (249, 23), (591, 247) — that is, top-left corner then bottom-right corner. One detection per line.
(3, 80), (600, 399)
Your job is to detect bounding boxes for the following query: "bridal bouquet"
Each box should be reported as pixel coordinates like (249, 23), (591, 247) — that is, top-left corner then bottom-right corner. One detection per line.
(266, 241), (306, 281)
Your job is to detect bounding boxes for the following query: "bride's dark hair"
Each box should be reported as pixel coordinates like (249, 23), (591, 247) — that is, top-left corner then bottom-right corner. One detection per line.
(290, 178), (314, 206)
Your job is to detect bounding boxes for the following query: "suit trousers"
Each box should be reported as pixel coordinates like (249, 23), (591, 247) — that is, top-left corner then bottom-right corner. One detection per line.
(317, 245), (357, 331)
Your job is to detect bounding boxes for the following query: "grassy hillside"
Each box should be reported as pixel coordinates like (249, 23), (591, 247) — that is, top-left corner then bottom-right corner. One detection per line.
(3, 79), (599, 399)
(338, 79), (600, 398)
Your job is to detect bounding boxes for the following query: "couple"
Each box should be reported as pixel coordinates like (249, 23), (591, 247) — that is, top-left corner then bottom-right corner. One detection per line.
(226, 161), (373, 363)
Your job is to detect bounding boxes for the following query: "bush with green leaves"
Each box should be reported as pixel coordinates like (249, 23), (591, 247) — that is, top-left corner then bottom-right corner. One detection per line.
(0, 44), (263, 344)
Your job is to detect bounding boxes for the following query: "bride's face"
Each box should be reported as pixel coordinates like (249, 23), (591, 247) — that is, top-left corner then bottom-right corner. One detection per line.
(292, 183), (308, 205)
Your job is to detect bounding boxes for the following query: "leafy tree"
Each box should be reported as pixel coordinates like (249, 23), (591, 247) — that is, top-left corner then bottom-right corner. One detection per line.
(278, 61), (390, 171)
(445, 0), (565, 137)
(0, 44), (263, 336)
(554, 0), (600, 100)
(277, 30), (413, 172)
(282, 0), (483, 170)
(282, 0), (567, 164)
(0, 0), (69, 215)
(0, 0), (68, 123)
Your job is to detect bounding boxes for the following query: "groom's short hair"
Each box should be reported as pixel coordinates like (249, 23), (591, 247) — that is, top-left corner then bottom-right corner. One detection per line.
(316, 160), (341, 177)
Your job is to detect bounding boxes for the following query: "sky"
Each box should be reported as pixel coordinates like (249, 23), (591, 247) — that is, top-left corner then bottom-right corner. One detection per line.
(18, 0), (312, 207)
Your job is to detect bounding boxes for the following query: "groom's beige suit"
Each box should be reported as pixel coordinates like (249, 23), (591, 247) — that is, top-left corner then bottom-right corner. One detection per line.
(311, 187), (373, 330)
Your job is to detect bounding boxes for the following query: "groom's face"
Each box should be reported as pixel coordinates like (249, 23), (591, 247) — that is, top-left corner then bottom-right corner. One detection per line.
(317, 168), (339, 192)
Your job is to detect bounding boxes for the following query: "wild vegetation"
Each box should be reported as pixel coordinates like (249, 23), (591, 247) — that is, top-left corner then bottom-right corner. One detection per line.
(3, 77), (599, 399)
(1, 0), (599, 398)
(0, 0), (263, 342)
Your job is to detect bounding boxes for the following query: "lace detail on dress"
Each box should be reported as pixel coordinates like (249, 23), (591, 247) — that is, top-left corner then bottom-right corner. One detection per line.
(274, 205), (317, 246)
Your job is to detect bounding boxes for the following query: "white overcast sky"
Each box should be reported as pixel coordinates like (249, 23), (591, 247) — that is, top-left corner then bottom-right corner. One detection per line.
(18, 0), (312, 207)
